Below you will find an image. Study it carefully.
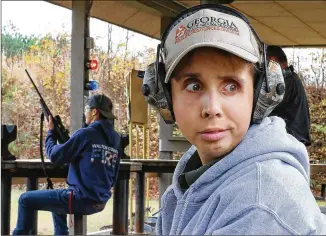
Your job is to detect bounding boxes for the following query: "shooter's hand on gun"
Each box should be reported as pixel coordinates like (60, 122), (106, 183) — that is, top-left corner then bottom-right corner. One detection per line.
(46, 116), (54, 131)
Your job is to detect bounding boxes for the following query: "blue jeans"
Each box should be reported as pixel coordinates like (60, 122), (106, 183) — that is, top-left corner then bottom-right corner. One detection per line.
(12, 189), (106, 235)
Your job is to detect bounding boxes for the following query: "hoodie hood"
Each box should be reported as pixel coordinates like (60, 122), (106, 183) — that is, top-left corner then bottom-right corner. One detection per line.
(89, 119), (114, 130)
(156, 116), (326, 235)
(172, 116), (309, 201)
(88, 120), (115, 143)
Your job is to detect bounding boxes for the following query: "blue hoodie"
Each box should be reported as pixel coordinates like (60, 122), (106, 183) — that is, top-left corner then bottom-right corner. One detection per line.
(45, 120), (121, 203)
(156, 117), (326, 235)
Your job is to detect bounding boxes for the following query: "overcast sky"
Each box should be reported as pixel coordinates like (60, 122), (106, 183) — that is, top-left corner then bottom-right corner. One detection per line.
(2, 1), (159, 52)
(2, 0), (320, 72)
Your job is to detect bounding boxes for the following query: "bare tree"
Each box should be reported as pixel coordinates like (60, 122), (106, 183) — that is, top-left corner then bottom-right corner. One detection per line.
(107, 24), (113, 82)
(310, 48), (326, 90)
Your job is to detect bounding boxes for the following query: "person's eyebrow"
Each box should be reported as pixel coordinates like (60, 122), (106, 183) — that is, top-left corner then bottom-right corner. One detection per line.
(174, 73), (246, 84)
(219, 75), (246, 84)
(174, 72), (200, 81)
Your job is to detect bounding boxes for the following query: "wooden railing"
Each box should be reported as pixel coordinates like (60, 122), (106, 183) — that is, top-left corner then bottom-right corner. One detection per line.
(1, 159), (177, 235)
(1, 160), (325, 235)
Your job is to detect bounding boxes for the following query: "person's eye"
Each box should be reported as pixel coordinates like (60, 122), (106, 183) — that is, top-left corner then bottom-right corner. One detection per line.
(223, 83), (239, 93)
(185, 82), (202, 92)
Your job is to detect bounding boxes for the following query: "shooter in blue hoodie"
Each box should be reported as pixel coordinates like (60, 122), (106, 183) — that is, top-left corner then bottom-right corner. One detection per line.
(143, 3), (326, 235)
(13, 94), (121, 235)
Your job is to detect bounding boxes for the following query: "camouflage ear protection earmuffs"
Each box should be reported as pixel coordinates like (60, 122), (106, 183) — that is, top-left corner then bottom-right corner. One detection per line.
(142, 3), (286, 125)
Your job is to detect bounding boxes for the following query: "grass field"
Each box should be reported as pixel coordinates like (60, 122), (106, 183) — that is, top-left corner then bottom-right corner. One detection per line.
(317, 200), (326, 207)
(10, 189), (160, 235)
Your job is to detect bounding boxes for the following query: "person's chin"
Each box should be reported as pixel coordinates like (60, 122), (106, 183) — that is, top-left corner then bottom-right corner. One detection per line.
(204, 140), (233, 158)
(210, 147), (228, 159)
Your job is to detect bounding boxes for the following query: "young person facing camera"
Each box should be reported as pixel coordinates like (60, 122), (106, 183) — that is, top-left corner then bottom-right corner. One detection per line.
(142, 4), (326, 235)
(171, 48), (254, 165)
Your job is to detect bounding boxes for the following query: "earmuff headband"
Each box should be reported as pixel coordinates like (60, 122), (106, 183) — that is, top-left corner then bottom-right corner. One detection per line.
(142, 3), (285, 125)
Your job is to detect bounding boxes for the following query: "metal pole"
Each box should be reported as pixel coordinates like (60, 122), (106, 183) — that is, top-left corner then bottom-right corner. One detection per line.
(70, 1), (92, 232)
(135, 172), (145, 233)
(71, 0), (91, 133)
(26, 177), (38, 235)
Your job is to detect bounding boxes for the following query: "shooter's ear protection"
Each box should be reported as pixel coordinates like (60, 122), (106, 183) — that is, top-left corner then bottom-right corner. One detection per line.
(141, 60), (174, 124)
(142, 3), (285, 125)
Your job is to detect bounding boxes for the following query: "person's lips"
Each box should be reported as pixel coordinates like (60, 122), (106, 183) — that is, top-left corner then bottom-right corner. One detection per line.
(199, 128), (229, 141)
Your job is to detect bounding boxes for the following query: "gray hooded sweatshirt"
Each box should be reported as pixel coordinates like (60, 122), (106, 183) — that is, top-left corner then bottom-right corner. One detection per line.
(156, 117), (326, 235)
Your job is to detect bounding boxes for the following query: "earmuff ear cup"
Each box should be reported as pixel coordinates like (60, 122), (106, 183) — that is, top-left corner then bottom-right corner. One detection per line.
(157, 62), (175, 123)
(141, 43), (174, 124)
(251, 60), (285, 124)
(141, 60), (175, 124)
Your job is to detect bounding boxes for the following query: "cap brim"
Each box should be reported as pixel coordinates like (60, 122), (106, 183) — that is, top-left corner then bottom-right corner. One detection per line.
(165, 42), (259, 83)
(99, 109), (117, 120)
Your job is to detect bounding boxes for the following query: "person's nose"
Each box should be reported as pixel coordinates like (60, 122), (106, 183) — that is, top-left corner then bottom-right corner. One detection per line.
(200, 90), (223, 119)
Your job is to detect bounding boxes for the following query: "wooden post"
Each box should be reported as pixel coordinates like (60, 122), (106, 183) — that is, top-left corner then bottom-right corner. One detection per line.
(1, 175), (12, 235)
(113, 172), (130, 234)
(135, 172), (145, 233)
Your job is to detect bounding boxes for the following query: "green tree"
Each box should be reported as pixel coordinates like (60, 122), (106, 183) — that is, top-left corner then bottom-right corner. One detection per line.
(2, 21), (38, 70)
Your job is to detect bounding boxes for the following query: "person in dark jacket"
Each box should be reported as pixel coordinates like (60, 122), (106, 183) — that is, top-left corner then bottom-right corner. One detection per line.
(267, 45), (311, 146)
(13, 94), (122, 235)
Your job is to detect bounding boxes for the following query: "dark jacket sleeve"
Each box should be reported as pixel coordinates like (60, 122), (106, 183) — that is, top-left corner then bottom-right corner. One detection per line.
(45, 129), (86, 164)
(286, 73), (311, 145)
(270, 72), (311, 145)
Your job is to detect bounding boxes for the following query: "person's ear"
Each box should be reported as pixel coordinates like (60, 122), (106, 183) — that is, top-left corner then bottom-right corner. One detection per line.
(91, 109), (97, 118)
